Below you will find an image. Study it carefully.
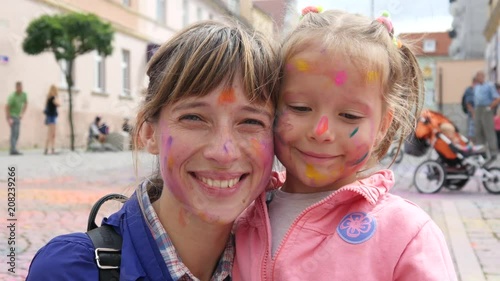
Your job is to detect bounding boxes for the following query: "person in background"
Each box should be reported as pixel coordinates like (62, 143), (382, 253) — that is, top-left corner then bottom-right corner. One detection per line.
(473, 71), (500, 159)
(44, 85), (60, 155)
(463, 77), (478, 141)
(5, 81), (28, 155)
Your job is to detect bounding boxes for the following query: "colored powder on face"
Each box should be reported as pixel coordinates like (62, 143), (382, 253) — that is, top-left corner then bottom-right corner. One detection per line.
(315, 116), (329, 136)
(305, 164), (328, 180)
(349, 127), (359, 138)
(334, 71), (347, 86)
(218, 88), (236, 104)
(350, 152), (369, 166)
(223, 142), (229, 154)
(167, 136), (173, 150)
(168, 157), (174, 170)
(366, 71), (379, 82)
(250, 138), (263, 158)
(294, 59), (310, 72)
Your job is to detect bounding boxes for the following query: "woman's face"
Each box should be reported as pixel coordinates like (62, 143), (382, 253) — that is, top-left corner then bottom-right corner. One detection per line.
(146, 77), (274, 224)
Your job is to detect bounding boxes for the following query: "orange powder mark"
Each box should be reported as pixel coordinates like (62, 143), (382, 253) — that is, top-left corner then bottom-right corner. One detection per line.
(167, 157), (174, 170)
(305, 164), (328, 181)
(294, 59), (310, 72)
(218, 88), (236, 104)
(366, 71), (379, 82)
(250, 138), (263, 157)
(315, 116), (329, 136)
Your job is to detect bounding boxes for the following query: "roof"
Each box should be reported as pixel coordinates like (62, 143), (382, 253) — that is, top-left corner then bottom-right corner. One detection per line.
(398, 32), (451, 57)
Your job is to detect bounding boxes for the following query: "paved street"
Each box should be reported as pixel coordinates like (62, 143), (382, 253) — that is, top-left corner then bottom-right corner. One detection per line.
(0, 150), (499, 280)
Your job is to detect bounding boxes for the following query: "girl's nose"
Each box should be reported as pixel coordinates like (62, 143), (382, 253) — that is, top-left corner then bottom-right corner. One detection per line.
(308, 116), (335, 142)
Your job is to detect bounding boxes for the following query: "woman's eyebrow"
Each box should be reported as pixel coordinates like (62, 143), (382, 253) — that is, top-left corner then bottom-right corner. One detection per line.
(172, 101), (209, 112)
(241, 105), (273, 120)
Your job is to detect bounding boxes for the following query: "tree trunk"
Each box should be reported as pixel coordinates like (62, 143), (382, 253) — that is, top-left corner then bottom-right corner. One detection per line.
(66, 59), (75, 151)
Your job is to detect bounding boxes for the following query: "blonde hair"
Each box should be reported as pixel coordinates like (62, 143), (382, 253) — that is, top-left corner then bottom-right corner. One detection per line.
(47, 85), (58, 99)
(282, 10), (424, 166)
(133, 20), (282, 196)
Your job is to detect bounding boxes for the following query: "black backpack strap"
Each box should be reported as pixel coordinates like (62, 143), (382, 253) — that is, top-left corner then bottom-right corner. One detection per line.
(86, 193), (128, 281)
(87, 225), (122, 280)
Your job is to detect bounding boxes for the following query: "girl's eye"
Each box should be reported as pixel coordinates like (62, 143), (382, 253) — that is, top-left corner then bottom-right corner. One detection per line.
(179, 114), (203, 121)
(289, 105), (311, 112)
(243, 119), (265, 127)
(339, 113), (362, 120)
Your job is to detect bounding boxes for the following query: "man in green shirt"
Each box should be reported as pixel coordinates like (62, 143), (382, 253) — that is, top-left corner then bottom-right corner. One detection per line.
(5, 81), (28, 155)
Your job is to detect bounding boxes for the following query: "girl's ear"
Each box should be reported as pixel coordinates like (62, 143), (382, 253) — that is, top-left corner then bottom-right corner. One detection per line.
(376, 109), (394, 144)
(140, 122), (159, 155)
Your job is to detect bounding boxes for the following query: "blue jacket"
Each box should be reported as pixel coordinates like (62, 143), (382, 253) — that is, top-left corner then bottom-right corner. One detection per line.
(27, 194), (174, 281)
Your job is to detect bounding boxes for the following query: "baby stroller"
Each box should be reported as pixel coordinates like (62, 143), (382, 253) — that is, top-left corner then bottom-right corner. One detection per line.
(405, 110), (500, 194)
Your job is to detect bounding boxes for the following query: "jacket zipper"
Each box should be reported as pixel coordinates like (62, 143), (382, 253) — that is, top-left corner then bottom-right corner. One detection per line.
(257, 193), (272, 281)
(268, 185), (374, 278)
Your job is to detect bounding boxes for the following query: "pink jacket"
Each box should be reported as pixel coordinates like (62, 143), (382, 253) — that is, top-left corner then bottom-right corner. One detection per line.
(233, 170), (457, 281)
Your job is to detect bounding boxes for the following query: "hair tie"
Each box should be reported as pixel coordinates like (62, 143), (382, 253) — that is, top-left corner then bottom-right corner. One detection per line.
(300, 6), (323, 19)
(376, 11), (394, 36)
(375, 11), (402, 48)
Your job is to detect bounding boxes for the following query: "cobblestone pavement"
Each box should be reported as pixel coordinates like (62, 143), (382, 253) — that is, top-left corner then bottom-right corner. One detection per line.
(0, 150), (499, 280)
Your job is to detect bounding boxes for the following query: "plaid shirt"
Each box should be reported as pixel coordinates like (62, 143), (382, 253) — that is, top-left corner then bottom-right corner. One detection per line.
(137, 181), (233, 281)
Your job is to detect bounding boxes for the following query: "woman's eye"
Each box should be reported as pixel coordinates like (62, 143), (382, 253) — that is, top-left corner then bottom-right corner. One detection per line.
(289, 105), (311, 112)
(243, 119), (265, 126)
(339, 113), (362, 120)
(179, 114), (202, 121)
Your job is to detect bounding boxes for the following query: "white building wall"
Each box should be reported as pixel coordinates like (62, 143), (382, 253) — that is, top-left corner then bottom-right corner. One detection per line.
(449, 0), (488, 59)
(1, 0), (256, 150)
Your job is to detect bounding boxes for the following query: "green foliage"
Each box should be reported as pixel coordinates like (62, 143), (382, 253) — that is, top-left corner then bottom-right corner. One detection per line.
(22, 13), (114, 61)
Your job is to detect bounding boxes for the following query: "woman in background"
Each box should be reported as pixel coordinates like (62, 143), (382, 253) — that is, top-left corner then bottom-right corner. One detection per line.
(44, 85), (60, 155)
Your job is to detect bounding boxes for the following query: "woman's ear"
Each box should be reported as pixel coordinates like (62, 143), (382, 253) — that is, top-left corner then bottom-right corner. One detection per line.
(140, 122), (159, 155)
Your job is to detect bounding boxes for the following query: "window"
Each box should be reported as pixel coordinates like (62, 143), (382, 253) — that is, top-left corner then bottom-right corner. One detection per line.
(183, 0), (189, 26)
(423, 39), (437, 53)
(122, 0), (131, 6)
(95, 53), (106, 92)
(157, 0), (166, 24)
(122, 49), (131, 96)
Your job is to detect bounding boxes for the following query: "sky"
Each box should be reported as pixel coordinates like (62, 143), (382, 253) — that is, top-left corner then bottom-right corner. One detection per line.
(296, 0), (453, 34)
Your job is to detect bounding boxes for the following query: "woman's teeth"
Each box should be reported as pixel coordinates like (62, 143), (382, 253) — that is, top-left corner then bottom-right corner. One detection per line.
(198, 176), (240, 188)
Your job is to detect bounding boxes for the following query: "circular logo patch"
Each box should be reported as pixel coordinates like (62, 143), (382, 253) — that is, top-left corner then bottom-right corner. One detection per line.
(336, 212), (377, 244)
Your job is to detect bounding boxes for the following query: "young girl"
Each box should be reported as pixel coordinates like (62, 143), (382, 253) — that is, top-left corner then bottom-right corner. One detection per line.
(27, 20), (281, 280)
(234, 9), (457, 280)
(44, 84), (60, 155)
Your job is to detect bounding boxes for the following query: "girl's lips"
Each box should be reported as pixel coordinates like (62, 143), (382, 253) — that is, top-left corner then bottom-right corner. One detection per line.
(297, 149), (339, 164)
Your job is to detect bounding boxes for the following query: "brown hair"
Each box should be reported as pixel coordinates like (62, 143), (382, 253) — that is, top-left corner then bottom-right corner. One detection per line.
(46, 85), (58, 100)
(282, 10), (424, 166)
(133, 20), (281, 194)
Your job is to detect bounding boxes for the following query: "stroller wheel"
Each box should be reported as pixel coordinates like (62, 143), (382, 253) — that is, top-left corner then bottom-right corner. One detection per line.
(414, 160), (445, 194)
(482, 167), (500, 194)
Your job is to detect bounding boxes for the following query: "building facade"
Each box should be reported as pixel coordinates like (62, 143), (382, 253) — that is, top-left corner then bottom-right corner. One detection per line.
(399, 32), (452, 110)
(0, 0), (275, 150)
(485, 0), (500, 82)
(448, 0), (488, 60)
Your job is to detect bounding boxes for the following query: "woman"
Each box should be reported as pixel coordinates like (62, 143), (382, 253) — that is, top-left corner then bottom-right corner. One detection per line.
(44, 84), (60, 155)
(27, 20), (281, 280)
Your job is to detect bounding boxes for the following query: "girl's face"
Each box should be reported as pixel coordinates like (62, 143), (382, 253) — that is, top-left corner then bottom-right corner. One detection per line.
(145, 77), (274, 224)
(275, 48), (392, 193)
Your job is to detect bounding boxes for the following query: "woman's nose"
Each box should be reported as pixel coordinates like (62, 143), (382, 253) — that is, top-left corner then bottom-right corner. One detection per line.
(203, 128), (241, 165)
